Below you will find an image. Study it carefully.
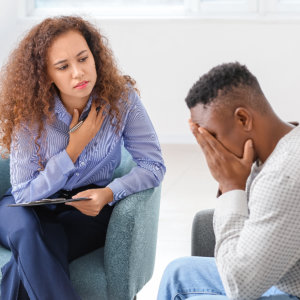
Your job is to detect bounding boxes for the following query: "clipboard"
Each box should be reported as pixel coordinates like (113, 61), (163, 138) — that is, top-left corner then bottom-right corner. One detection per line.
(7, 197), (91, 207)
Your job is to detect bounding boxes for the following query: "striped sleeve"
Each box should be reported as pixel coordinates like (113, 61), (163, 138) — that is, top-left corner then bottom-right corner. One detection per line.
(10, 126), (75, 203)
(107, 91), (166, 204)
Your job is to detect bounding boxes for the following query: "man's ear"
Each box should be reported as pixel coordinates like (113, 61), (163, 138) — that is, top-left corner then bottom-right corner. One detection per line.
(234, 107), (252, 132)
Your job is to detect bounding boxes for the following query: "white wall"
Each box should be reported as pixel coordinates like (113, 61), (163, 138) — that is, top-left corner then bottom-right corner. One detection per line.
(0, 2), (18, 65)
(1, 3), (300, 143)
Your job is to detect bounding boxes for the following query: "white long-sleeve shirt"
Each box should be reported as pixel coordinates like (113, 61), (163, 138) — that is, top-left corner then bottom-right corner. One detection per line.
(213, 125), (300, 300)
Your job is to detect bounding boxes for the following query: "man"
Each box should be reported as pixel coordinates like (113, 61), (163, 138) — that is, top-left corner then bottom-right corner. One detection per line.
(157, 62), (300, 300)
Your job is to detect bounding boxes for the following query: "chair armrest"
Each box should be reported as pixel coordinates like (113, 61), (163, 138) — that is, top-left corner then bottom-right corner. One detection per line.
(191, 209), (215, 257)
(0, 157), (10, 200)
(104, 186), (161, 300)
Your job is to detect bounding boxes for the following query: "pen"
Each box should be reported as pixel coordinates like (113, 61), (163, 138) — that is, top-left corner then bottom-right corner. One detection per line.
(68, 120), (84, 133)
(68, 106), (101, 134)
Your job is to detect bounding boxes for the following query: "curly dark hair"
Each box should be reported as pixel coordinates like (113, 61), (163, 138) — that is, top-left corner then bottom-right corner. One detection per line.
(0, 16), (137, 159)
(185, 62), (265, 109)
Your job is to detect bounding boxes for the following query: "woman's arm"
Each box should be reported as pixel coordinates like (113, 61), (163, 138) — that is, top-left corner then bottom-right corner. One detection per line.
(10, 126), (75, 203)
(10, 103), (106, 204)
(63, 91), (165, 216)
(106, 91), (166, 204)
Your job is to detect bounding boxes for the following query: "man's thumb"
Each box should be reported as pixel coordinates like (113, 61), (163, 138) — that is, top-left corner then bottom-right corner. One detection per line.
(243, 139), (255, 164)
(69, 109), (79, 129)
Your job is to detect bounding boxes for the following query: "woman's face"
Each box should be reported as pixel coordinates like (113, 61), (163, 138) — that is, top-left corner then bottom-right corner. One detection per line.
(47, 30), (97, 113)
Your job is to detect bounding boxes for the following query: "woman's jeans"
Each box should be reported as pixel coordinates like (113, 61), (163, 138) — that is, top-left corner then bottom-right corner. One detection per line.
(0, 186), (113, 300)
(157, 256), (299, 300)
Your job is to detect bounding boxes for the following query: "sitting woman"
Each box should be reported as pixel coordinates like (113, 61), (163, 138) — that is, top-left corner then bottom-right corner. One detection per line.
(0, 16), (165, 299)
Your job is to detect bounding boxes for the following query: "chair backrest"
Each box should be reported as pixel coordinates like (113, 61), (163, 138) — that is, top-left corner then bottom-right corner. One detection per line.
(0, 157), (10, 199)
(112, 147), (136, 179)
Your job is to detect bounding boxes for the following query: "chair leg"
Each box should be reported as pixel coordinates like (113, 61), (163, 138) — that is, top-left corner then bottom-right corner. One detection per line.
(133, 296), (137, 300)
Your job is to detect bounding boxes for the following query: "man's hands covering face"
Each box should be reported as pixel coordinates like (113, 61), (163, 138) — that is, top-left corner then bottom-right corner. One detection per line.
(189, 120), (255, 194)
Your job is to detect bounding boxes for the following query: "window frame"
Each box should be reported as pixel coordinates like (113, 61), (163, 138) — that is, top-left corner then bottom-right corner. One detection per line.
(186, 0), (258, 15)
(29, 0), (187, 17)
(21, 0), (300, 19)
(262, 0), (300, 14)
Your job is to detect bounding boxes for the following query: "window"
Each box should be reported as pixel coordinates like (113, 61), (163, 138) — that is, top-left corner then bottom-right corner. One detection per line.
(35, 0), (184, 7)
(263, 0), (300, 14)
(186, 0), (257, 15)
(33, 0), (186, 17)
(25, 0), (300, 17)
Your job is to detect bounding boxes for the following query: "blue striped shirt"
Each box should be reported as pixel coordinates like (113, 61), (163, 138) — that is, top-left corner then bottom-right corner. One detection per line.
(10, 90), (165, 205)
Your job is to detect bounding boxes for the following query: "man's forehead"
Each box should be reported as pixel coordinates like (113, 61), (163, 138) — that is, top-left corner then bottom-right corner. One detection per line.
(190, 103), (212, 125)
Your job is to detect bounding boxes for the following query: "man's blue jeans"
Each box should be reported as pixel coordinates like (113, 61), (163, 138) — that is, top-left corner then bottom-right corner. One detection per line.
(157, 256), (299, 300)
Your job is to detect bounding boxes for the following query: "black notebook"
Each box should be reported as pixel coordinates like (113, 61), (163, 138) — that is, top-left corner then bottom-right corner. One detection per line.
(7, 197), (91, 207)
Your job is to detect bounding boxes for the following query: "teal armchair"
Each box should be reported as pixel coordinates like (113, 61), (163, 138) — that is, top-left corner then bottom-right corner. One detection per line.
(0, 149), (161, 300)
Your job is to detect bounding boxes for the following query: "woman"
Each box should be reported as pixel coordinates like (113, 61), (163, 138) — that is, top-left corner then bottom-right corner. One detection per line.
(0, 16), (165, 299)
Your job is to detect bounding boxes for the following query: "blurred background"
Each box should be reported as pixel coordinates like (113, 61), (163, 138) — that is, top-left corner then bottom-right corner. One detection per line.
(1, 0), (300, 144)
(1, 1), (300, 298)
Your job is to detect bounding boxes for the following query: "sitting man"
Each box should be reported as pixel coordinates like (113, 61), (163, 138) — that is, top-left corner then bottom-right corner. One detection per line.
(157, 62), (300, 300)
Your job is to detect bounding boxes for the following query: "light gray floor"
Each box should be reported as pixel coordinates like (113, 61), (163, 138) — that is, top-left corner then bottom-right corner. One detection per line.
(137, 144), (218, 299)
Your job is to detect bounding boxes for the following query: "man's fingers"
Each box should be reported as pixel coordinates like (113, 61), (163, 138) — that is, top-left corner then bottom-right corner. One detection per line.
(191, 125), (199, 137)
(189, 119), (196, 133)
(243, 139), (255, 164)
(199, 128), (219, 149)
(69, 109), (79, 129)
(196, 127), (218, 154)
(190, 124), (232, 162)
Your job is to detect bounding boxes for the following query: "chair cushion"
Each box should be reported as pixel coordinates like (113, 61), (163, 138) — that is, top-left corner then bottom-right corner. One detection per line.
(0, 157), (10, 200)
(0, 246), (12, 281)
(70, 247), (109, 300)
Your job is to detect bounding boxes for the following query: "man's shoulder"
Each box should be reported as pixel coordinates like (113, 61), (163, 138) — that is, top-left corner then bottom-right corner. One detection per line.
(263, 127), (300, 177)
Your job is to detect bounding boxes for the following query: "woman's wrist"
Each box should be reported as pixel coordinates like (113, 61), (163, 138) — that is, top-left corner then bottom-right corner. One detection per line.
(102, 187), (114, 204)
(66, 144), (80, 163)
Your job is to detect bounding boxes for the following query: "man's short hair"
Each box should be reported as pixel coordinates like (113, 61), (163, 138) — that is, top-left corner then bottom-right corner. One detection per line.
(185, 62), (267, 111)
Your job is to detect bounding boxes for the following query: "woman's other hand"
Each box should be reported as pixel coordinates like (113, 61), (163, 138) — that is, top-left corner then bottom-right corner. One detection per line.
(66, 187), (113, 216)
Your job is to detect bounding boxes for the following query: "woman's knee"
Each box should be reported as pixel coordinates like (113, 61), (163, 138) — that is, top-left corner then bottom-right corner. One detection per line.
(6, 208), (41, 248)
